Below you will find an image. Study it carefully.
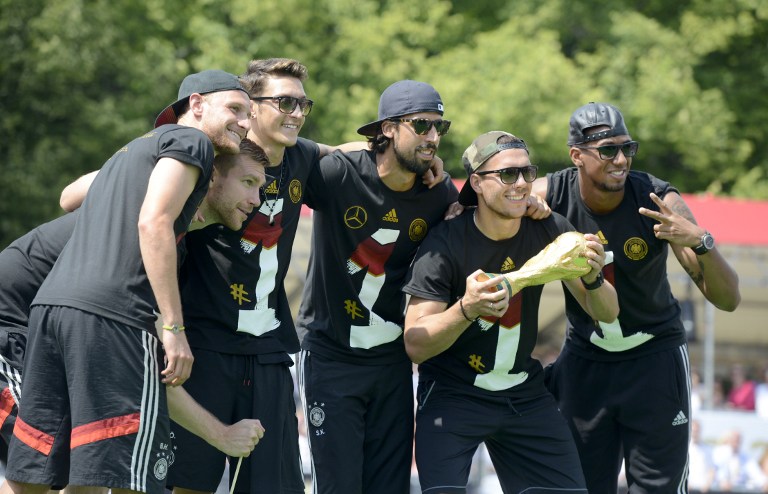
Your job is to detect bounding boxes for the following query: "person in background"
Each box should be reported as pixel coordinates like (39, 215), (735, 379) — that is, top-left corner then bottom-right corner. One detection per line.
(726, 363), (756, 411)
(534, 101), (741, 493)
(688, 419), (716, 493)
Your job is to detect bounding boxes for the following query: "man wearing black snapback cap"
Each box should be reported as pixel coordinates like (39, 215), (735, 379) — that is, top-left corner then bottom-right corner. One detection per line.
(5, 70), (251, 494)
(533, 102), (741, 493)
(296, 80), (458, 494)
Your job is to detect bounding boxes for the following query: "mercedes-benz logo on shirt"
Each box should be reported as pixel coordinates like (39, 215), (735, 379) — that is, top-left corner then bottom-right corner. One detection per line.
(344, 206), (368, 229)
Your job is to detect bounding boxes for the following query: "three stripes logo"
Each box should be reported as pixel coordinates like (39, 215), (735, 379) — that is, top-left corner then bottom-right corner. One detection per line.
(672, 410), (688, 426)
(382, 209), (398, 223)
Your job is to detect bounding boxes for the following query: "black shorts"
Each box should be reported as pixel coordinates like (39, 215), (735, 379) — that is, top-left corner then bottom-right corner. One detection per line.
(546, 344), (691, 494)
(167, 349), (304, 494)
(6, 305), (170, 493)
(0, 329), (25, 448)
(299, 350), (414, 494)
(414, 379), (586, 494)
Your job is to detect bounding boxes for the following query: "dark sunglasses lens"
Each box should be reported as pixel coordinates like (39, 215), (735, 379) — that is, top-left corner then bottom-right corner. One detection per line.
(434, 120), (451, 136)
(409, 120), (432, 135)
(522, 166), (538, 182)
(300, 100), (312, 115)
(277, 97), (298, 114)
(598, 145), (620, 159)
(499, 169), (521, 184)
(623, 141), (638, 157)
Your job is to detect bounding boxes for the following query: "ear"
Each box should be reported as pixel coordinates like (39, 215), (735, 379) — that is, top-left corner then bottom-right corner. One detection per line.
(381, 120), (397, 139)
(188, 93), (206, 118)
(470, 174), (483, 195)
(569, 147), (582, 167)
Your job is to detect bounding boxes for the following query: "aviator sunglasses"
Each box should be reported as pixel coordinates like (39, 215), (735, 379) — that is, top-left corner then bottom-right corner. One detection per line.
(251, 96), (314, 116)
(394, 118), (452, 136)
(475, 165), (538, 184)
(574, 140), (639, 160)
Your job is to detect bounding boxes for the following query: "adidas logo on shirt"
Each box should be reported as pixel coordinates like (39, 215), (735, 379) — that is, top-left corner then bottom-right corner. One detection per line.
(501, 257), (516, 272)
(672, 411), (688, 426)
(382, 209), (398, 223)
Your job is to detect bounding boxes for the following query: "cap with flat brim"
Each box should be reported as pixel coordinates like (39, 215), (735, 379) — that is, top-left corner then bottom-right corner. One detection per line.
(458, 131), (529, 206)
(357, 80), (444, 137)
(154, 69), (247, 128)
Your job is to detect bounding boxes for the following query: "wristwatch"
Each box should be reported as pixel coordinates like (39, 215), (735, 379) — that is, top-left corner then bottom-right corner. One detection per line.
(692, 231), (715, 255)
(581, 271), (604, 290)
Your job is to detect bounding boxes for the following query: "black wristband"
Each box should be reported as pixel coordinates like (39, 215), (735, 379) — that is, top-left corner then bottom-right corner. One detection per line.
(581, 271), (604, 290)
(459, 298), (475, 322)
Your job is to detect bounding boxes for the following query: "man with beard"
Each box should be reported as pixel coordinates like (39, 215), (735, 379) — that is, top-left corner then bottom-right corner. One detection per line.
(5, 70), (252, 494)
(533, 101), (740, 493)
(296, 80), (459, 494)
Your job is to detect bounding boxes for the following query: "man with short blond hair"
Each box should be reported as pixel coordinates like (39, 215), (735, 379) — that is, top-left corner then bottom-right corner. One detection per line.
(6, 69), (252, 494)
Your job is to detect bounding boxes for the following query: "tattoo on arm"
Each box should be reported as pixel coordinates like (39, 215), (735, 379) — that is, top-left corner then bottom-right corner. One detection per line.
(684, 260), (706, 289)
(667, 194), (698, 224)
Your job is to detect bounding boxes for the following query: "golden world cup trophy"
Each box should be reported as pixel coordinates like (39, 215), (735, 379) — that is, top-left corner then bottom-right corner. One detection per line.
(479, 231), (591, 296)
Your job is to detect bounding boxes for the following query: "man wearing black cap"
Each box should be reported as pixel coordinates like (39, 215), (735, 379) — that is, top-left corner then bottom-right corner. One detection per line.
(296, 80), (459, 494)
(5, 70), (252, 494)
(533, 102), (741, 493)
(402, 130), (618, 494)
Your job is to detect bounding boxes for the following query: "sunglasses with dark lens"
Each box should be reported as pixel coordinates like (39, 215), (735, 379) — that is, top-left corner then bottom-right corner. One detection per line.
(395, 118), (451, 136)
(575, 140), (639, 160)
(251, 96), (314, 116)
(475, 165), (538, 184)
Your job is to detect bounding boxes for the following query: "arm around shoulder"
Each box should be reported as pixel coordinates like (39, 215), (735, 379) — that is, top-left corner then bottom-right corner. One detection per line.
(60, 170), (99, 211)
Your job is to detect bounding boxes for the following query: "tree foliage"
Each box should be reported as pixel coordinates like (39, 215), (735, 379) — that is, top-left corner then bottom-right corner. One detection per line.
(1, 0), (766, 247)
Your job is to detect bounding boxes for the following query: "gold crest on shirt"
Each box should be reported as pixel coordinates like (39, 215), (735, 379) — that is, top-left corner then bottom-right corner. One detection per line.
(289, 179), (302, 203)
(623, 237), (648, 260)
(409, 218), (428, 242)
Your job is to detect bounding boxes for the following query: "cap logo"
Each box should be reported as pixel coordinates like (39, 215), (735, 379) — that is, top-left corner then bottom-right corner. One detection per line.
(437, 103), (444, 112)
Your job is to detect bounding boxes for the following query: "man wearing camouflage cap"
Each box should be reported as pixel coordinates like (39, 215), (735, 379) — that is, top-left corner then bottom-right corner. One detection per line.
(402, 130), (618, 493)
(5, 70), (252, 494)
(534, 102), (741, 493)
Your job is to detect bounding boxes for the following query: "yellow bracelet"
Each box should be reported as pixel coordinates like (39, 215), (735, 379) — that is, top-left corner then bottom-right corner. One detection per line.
(162, 324), (185, 334)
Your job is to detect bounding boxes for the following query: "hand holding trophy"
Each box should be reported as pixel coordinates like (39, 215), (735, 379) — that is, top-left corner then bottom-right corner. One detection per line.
(479, 231), (592, 297)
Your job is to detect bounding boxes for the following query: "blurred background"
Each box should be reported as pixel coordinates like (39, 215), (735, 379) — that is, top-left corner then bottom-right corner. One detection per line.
(2, 0), (767, 491)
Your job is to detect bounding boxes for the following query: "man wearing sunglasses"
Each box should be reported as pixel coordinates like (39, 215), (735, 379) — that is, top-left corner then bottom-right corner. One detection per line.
(296, 80), (458, 494)
(402, 131), (619, 493)
(533, 102), (741, 493)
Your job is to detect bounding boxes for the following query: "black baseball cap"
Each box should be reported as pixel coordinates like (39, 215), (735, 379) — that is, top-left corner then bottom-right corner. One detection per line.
(357, 80), (444, 137)
(155, 70), (248, 128)
(567, 102), (629, 145)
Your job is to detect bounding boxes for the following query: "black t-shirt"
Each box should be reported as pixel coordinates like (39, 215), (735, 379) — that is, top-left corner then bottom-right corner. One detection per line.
(34, 125), (214, 331)
(297, 149), (459, 365)
(546, 168), (686, 360)
(180, 137), (320, 355)
(0, 213), (77, 333)
(403, 211), (575, 398)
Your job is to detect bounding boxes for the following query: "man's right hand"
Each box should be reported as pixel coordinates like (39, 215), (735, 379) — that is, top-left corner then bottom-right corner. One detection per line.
(214, 419), (266, 457)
